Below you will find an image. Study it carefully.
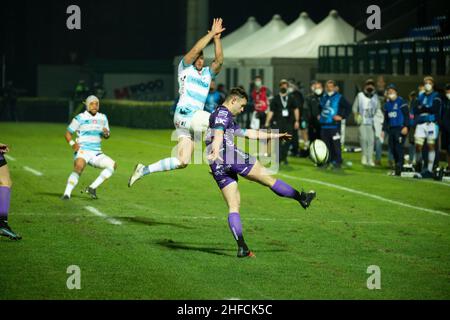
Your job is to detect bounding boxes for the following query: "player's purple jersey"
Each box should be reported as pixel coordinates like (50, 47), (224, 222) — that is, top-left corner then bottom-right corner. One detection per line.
(206, 105), (256, 189)
(205, 105), (246, 150)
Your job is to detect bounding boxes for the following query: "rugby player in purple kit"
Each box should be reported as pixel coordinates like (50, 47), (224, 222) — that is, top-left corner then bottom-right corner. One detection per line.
(206, 87), (316, 258)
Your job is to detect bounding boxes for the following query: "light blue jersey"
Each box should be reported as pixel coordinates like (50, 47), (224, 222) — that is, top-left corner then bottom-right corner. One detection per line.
(176, 59), (215, 118)
(67, 111), (109, 152)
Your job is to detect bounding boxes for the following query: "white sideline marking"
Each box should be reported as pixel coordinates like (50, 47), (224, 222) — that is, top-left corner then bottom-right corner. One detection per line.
(85, 206), (122, 225)
(4, 154), (16, 161)
(280, 174), (449, 217)
(23, 166), (43, 176)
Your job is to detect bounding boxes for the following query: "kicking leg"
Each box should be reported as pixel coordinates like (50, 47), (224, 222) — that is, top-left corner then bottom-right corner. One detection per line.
(244, 160), (316, 209)
(0, 164), (21, 240)
(128, 136), (193, 187)
(221, 182), (254, 258)
(62, 158), (86, 199)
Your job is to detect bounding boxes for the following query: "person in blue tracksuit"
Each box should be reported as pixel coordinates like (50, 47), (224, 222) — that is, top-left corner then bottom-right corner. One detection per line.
(204, 80), (223, 113)
(319, 80), (351, 168)
(412, 76), (442, 178)
(382, 84), (410, 176)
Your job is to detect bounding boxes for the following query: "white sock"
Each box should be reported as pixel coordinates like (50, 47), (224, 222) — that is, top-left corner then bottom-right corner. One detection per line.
(428, 150), (435, 172)
(90, 167), (114, 189)
(64, 172), (79, 197)
(143, 157), (181, 175)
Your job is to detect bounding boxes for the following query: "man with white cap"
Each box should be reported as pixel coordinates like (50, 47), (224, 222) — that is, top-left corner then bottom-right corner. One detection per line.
(62, 95), (116, 199)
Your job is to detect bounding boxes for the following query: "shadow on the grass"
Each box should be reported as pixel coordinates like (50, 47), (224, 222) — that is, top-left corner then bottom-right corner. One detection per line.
(155, 239), (288, 257)
(119, 216), (194, 229)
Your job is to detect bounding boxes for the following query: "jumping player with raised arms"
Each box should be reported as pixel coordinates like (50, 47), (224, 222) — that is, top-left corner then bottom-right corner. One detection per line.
(128, 18), (225, 187)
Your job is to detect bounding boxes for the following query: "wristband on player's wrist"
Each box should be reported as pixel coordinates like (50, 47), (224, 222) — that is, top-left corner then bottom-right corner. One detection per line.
(69, 140), (75, 146)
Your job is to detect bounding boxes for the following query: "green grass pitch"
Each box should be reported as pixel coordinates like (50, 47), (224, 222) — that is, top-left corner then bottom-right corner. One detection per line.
(1, 122), (449, 299)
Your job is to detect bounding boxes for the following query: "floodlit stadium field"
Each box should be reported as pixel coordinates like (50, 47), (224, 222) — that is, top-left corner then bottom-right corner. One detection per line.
(1, 122), (449, 299)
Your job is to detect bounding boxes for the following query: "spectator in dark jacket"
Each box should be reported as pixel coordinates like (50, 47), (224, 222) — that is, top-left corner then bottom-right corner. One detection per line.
(382, 84), (410, 176)
(319, 80), (351, 168)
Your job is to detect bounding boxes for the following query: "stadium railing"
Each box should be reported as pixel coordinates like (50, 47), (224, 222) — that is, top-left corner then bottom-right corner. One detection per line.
(318, 36), (450, 75)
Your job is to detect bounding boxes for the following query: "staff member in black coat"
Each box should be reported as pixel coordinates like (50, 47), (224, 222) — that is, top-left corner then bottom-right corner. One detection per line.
(265, 79), (300, 165)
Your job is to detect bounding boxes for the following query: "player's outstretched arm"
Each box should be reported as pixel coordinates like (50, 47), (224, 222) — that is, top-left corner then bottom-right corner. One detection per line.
(210, 19), (224, 75)
(184, 18), (225, 65)
(245, 129), (292, 141)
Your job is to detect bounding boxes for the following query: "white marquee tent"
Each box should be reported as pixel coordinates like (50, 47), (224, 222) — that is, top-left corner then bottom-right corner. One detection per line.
(249, 12), (316, 58)
(203, 16), (261, 58)
(224, 14), (287, 58)
(257, 10), (366, 58)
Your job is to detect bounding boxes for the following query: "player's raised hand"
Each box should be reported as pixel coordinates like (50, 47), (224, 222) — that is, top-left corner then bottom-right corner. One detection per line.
(210, 18), (225, 37)
(0, 143), (10, 153)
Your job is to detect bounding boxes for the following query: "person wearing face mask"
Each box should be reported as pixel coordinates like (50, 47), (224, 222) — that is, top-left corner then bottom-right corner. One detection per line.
(319, 80), (351, 169)
(411, 76), (443, 178)
(286, 80), (304, 157)
(352, 79), (382, 166)
(442, 83), (450, 172)
(250, 76), (272, 130)
(373, 76), (389, 166)
(265, 79), (300, 165)
(381, 84), (410, 176)
(304, 81), (323, 145)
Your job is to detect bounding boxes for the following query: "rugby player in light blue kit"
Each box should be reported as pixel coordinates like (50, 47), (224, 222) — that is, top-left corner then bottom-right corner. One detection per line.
(128, 18), (225, 187)
(62, 95), (116, 200)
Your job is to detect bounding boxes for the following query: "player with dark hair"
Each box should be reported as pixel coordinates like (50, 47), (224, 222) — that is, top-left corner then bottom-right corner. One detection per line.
(0, 143), (22, 240)
(206, 87), (316, 258)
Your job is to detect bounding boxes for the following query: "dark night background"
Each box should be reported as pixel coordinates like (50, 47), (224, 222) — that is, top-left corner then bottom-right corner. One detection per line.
(0, 0), (447, 94)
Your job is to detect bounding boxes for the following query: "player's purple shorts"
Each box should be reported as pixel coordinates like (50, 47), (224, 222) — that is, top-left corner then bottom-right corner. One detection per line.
(0, 153), (6, 167)
(209, 148), (256, 189)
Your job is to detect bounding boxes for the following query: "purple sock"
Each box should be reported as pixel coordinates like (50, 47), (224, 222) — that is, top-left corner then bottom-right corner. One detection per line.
(228, 212), (247, 249)
(228, 212), (242, 240)
(0, 186), (11, 222)
(270, 179), (301, 200)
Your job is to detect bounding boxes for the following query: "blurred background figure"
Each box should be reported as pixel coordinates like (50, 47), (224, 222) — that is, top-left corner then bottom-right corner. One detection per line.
(204, 80), (223, 113)
(71, 80), (90, 117)
(287, 79), (303, 157)
(319, 80), (351, 169)
(352, 79), (380, 166)
(92, 82), (106, 99)
(407, 90), (418, 164)
(74, 80), (89, 101)
(217, 83), (227, 101)
(250, 75), (271, 130)
(304, 80), (323, 149)
(265, 79), (300, 165)
(374, 75), (388, 166)
(1, 81), (18, 122)
(442, 83), (450, 171)
(382, 84), (409, 176)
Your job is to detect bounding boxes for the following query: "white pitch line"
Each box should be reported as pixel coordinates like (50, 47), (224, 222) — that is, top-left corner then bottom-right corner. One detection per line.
(4, 154), (16, 161)
(23, 166), (43, 176)
(280, 173), (449, 217)
(85, 206), (122, 225)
